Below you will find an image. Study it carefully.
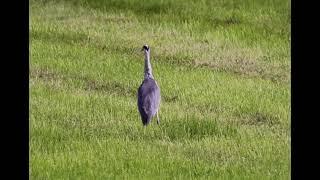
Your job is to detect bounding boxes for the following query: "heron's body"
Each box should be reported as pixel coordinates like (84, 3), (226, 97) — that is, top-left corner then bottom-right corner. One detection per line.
(138, 77), (160, 125)
(137, 44), (161, 126)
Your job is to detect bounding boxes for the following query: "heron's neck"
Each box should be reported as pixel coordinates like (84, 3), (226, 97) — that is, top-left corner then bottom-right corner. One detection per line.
(144, 52), (153, 79)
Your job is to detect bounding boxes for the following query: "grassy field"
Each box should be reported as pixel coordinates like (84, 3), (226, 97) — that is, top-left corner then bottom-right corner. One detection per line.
(30, 0), (291, 179)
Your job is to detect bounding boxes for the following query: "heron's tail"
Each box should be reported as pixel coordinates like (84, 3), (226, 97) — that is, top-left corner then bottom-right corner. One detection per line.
(142, 117), (152, 126)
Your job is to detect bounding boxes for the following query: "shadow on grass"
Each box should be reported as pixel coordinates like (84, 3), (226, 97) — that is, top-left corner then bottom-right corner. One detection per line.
(30, 67), (182, 103)
(73, 0), (173, 16)
(235, 111), (281, 127)
(31, 29), (88, 45)
(123, 115), (238, 142)
(211, 16), (242, 27)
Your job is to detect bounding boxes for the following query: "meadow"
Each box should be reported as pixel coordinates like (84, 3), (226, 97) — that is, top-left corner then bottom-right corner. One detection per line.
(30, 0), (291, 179)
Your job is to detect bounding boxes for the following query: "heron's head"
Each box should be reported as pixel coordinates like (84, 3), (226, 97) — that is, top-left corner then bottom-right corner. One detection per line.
(141, 44), (150, 54)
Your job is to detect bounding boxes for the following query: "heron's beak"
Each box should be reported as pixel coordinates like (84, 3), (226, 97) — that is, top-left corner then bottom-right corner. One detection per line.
(141, 48), (144, 51)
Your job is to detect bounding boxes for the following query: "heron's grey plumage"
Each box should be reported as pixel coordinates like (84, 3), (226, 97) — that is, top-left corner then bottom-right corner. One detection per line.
(137, 45), (161, 126)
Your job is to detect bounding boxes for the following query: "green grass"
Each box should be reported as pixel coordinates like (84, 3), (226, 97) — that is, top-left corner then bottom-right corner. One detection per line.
(30, 0), (291, 179)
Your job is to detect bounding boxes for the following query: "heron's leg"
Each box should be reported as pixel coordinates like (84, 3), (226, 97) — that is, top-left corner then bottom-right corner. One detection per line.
(156, 111), (160, 125)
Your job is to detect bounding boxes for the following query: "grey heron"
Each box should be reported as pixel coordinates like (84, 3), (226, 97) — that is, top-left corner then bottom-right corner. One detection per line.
(137, 44), (161, 126)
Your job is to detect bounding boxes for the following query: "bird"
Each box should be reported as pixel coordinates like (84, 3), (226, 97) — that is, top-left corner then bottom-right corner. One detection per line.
(137, 44), (161, 126)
